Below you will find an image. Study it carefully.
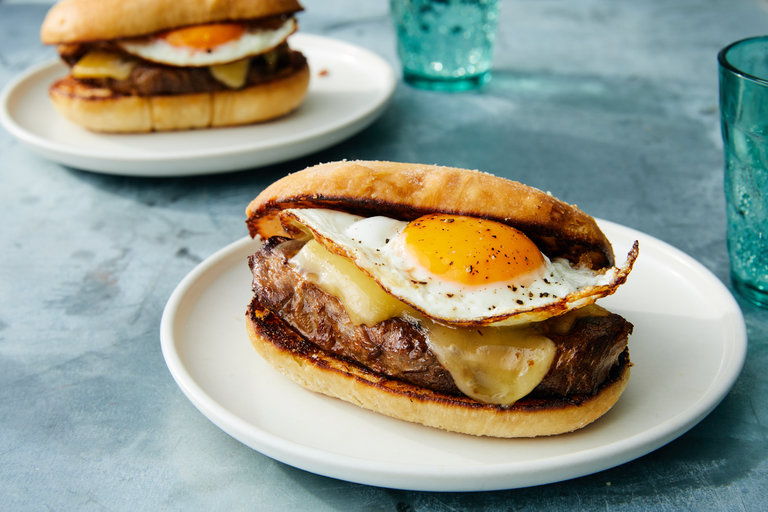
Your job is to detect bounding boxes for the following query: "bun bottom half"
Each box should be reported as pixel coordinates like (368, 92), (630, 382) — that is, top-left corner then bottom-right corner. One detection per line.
(48, 61), (310, 133)
(245, 297), (631, 438)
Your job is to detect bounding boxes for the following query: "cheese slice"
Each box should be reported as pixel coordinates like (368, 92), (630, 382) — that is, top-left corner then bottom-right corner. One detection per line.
(290, 239), (558, 404)
(72, 51), (136, 80)
(425, 320), (555, 405)
(209, 59), (250, 89)
(291, 239), (410, 326)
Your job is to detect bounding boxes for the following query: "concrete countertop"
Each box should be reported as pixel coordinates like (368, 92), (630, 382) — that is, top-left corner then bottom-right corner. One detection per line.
(1, 0), (766, 510)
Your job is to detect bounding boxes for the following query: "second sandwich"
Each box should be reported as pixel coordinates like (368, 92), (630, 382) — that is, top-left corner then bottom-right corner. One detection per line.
(41, 0), (309, 132)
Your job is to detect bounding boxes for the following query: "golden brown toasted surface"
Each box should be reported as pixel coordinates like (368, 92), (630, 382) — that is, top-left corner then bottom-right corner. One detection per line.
(245, 160), (615, 268)
(41, 0), (304, 44)
(48, 61), (309, 132)
(245, 297), (631, 438)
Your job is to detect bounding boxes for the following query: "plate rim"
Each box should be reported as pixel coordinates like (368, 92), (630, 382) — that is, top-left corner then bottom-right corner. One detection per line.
(159, 220), (747, 491)
(0, 33), (397, 175)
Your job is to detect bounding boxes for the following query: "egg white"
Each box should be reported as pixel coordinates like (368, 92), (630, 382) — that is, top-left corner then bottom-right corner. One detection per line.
(283, 208), (638, 326)
(117, 17), (297, 67)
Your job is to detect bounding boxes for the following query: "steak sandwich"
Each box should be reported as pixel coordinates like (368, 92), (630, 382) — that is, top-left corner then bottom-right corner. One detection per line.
(244, 161), (639, 437)
(40, 0), (309, 132)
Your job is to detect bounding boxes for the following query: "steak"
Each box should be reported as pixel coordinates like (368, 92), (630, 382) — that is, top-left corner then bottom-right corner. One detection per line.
(62, 43), (306, 96)
(248, 237), (633, 399)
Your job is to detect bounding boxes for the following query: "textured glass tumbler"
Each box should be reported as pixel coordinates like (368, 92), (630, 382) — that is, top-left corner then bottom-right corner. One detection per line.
(719, 36), (768, 308)
(390, 0), (499, 91)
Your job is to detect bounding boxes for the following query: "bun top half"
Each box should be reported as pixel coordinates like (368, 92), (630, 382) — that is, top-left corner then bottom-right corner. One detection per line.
(246, 160), (615, 269)
(41, 0), (304, 44)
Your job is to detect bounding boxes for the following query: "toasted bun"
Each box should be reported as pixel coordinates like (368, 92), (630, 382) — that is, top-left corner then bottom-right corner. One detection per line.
(47, 62), (309, 133)
(246, 160), (615, 269)
(246, 297), (631, 438)
(41, 0), (303, 44)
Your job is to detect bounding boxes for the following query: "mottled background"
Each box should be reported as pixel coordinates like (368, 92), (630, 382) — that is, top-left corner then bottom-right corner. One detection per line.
(1, 0), (766, 510)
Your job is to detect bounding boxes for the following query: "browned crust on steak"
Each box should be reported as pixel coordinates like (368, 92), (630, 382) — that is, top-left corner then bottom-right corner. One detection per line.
(537, 314), (633, 397)
(246, 296), (632, 437)
(249, 237), (459, 394)
(56, 44), (305, 97)
(248, 237), (633, 398)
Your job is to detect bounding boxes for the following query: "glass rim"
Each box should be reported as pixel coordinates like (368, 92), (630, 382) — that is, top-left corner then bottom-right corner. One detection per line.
(718, 35), (768, 87)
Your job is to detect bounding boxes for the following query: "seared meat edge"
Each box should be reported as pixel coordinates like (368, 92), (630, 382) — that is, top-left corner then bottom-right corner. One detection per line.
(249, 236), (633, 399)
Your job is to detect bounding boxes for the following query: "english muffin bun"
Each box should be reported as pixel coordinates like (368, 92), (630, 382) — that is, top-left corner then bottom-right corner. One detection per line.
(244, 161), (638, 437)
(41, 0), (309, 133)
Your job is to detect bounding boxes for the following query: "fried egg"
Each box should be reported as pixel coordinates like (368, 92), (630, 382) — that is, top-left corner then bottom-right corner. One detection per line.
(116, 17), (297, 67)
(283, 208), (638, 327)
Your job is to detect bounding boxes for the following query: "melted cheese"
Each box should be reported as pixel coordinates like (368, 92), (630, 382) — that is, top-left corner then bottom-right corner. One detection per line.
(291, 239), (409, 326)
(290, 240), (560, 404)
(71, 49), (250, 89)
(72, 51), (136, 80)
(425, 320), (555, 405)
(209, 58), (249, 89)
(545, 303), (610, 334)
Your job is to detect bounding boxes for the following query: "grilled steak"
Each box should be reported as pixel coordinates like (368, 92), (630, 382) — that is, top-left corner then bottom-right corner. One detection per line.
(248, 237), (633, 399)
(59, 43), (306, 96)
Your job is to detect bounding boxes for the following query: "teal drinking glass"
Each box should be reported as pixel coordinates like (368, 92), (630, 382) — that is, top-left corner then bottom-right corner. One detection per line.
(390, 0), (499, 91)
(719, 36), (768, 307)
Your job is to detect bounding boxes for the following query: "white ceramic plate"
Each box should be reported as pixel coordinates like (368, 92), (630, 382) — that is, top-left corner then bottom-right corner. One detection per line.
(160, 221), (746, 491)
(0, 34), (395, 176)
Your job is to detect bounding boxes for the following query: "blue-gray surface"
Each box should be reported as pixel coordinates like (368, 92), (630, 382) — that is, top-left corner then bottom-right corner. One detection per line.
(1, 0), (767, 510)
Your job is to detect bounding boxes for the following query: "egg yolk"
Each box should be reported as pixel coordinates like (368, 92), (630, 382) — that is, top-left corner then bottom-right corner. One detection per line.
(402, 214), (546, 286)
(159, 23), (246, 50)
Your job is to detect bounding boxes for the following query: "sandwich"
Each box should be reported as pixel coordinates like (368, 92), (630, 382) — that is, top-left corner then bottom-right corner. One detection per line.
(40, 0), (309, 133)
(244, 161), (639, 437)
